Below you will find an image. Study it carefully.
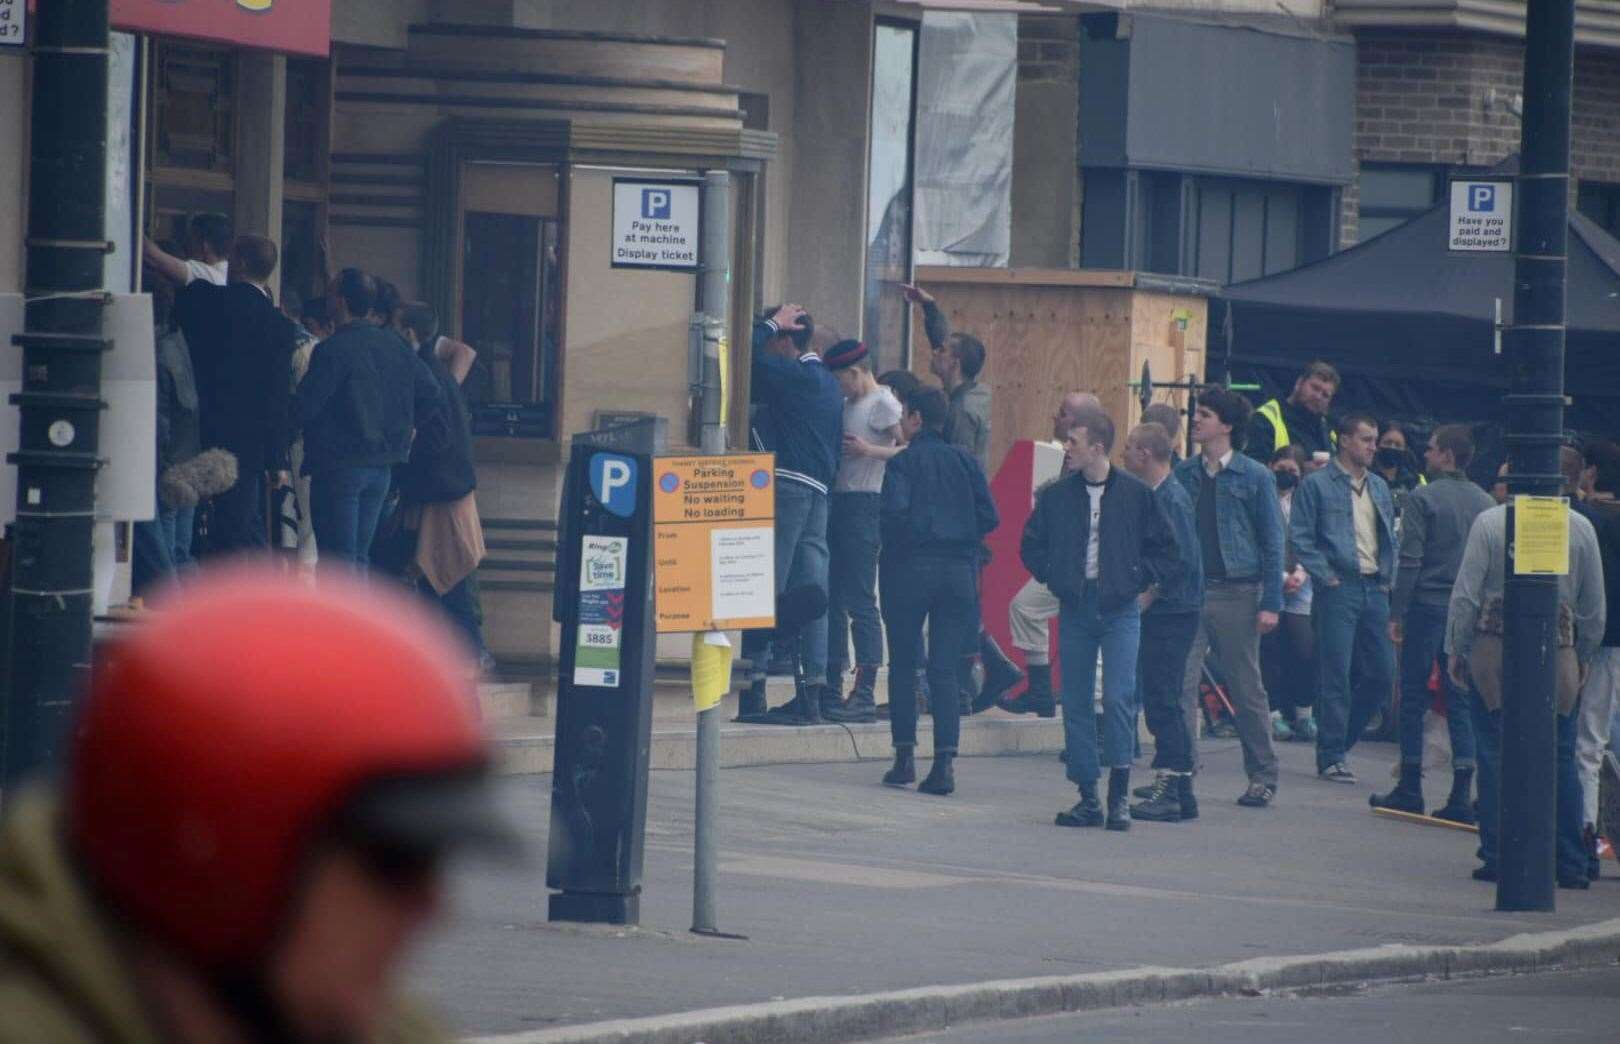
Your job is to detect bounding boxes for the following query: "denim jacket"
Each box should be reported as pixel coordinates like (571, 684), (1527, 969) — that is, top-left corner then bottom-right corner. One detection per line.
(1290, 461), (1398, 588)
(1173, 452), (1286, 613)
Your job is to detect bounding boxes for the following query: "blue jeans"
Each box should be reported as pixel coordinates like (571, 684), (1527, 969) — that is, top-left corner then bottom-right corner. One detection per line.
(743, 481), (829, 685)
(131, 516), (175, 596)
(827, 492), (883, 681)
(168, 504), (196, 574)
(1314, 575), (1395, 771)
(1398, 603), (1476, 770)
(310, 466), (393, 573)
(1471, 690), (1588, 880)
(1058, 586), (1142, 786)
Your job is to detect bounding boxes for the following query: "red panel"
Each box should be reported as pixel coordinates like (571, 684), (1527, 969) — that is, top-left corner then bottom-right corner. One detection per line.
(981, 440), (1062, 687)
(109, 0), (330, 57)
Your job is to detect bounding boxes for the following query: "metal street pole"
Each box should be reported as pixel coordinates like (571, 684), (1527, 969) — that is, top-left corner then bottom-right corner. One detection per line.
(1498, 0), (1574, 913)
(691, 169), (731, 935)
(1, 0), (111, 796)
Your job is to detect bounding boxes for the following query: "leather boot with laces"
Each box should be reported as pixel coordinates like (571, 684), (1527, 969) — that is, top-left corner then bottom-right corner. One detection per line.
(1133, 771), (1170, 800)
(1130, 773), (1183, 823)
(1106, 768), (1132, 831)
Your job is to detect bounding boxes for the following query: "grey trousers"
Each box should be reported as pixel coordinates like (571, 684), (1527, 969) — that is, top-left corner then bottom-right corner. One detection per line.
(1180, 580), (1280, 788)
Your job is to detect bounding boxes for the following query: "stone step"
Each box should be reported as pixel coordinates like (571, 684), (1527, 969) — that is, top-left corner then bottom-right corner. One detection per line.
(491, 713), (1067, 776)
(476, 681), (536, 722)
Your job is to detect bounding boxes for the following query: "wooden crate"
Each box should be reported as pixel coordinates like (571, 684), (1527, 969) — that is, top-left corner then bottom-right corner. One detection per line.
(908, 268), (1210, 473)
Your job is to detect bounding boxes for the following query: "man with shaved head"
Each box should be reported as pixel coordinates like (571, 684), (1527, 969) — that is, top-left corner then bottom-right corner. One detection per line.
(998, 392), (1102, 717)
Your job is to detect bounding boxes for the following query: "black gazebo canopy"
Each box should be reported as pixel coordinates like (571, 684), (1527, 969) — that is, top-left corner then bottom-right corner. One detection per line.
(1217, 200), (1620, 438)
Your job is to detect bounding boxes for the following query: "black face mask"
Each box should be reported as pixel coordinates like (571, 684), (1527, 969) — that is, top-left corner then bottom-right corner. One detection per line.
(1375, 447), (1409, 471)
(1274, 470), (1300, 492)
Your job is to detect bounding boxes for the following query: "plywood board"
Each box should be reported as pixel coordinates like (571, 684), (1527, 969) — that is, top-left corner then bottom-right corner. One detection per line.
(908, 272), (1210, 473)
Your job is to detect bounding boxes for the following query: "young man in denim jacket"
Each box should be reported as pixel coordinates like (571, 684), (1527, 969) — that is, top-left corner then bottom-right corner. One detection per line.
(1290, 412), (1399, 785)
(1175, 389), (1287, 808)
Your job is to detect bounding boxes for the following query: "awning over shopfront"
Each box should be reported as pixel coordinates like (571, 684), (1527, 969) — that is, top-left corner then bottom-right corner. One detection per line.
(110, 0), (329, 56)
(1218, 203), (1620, 437)
(1079, 12), (1356, 185)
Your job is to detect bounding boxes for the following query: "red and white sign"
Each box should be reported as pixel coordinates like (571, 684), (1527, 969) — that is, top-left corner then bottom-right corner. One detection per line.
(109, 0), (330, 57)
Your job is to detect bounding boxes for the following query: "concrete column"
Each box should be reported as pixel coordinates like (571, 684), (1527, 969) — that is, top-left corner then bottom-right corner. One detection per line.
(233, 52), (286, 246)
(1010, 15), (1079, 268)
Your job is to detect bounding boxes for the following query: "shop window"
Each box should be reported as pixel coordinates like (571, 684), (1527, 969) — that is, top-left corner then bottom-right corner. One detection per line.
(460, 213), (563, 438)
(153, 42), (235, 173)
(1088, 170), (1332, 283)
(1578, 181), (1620, 239)
(1358, 164), (1444, 242)
(1192, 179), (1312, 283)
(864, 19), (919, 373)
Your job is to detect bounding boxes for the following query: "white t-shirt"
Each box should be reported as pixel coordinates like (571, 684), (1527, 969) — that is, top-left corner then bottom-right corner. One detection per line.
(183, 258), (229, 286)
(836, 386), (903, 493)
(1084, 480), (1105, 579)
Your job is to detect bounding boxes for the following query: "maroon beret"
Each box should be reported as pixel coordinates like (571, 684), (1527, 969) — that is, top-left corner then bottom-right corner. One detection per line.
(823, 339), (868, 371)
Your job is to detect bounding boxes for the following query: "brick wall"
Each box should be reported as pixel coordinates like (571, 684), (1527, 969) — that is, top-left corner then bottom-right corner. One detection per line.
(1347, 30), (1620, 247)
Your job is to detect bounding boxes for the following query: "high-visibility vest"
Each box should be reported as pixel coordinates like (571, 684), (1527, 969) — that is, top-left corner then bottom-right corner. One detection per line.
(1257, 398), (1337, 452)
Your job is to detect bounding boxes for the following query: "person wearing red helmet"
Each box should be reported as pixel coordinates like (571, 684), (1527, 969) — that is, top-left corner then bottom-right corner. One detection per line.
(0, 566), (514, 1042)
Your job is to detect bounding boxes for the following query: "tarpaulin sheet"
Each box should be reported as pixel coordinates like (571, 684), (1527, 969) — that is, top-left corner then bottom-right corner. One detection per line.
(914, 12), (1016, 268)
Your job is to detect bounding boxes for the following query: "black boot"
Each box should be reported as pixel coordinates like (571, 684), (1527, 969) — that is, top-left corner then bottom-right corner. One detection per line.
(883, 746), (916, 786)
(1130, 773), (1183, 823)
(1056, 784), (1105, 828)
(918, 752), (956, 795)
(1176, 772), (1199, 821)
(733, 676), (768, 722)
(1369, 763), (1425, 815)
(1133, 771), (1169, 800)
(825, 666), (879, 723)
(1106, 768), (1132, 831)
(760, 683), (825, 726)
(817, 682), (845, 720)
(973, 635), (1024, 713)
(1433, 768), (1476, 824)
(999, 663), (1055, 717)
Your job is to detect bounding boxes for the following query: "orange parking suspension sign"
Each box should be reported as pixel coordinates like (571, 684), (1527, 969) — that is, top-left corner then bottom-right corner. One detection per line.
(653, 454), (776, 634)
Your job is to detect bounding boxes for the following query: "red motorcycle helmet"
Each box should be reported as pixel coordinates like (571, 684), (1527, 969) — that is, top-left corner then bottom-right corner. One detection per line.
(66, 566), (494, 971)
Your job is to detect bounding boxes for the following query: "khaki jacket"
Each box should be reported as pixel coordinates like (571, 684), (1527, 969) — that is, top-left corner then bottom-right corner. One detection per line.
(0, 788), (447, 1044)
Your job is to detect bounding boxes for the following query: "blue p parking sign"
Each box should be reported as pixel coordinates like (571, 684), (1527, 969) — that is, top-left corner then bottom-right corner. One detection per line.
(642, 189), (672, 220)
(590, 453), (639, 518)
(1469, 185), (1496, 212)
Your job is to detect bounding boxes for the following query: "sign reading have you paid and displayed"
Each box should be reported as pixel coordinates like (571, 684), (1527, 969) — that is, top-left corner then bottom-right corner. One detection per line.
(653, 454), (776, 634)
(1448, 179), (1514, 252)
(611, 179), (701, 270)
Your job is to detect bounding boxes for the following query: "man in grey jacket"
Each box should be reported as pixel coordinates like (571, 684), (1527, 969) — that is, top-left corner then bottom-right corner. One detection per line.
(1446, 446), (1606, 888)
(1371, 424), (1495, 820)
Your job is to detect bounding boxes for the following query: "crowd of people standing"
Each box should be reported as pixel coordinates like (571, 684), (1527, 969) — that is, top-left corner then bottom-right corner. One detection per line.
(132, 213), (493, 671)
(740, 292), (1618, 889)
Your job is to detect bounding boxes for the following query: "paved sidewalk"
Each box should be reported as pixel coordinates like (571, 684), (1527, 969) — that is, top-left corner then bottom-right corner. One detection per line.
(412, 734), (1620, 1037)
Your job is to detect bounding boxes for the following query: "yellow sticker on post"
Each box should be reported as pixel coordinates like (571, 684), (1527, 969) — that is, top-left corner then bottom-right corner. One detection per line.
(1513, 495), (1570, 576)
(690, 631), (733, 713)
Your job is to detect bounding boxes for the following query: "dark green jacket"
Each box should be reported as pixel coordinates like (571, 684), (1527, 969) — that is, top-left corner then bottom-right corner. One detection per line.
(0, 788), (447, 1043)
